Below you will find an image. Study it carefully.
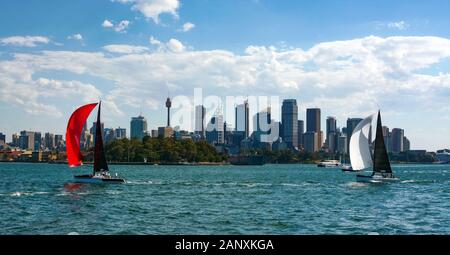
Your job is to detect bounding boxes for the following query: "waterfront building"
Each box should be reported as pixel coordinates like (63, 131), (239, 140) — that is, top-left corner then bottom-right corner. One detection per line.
(206, 115), (224, 145)
(104, 128), (116, 144)
(34, 132), (42, 151)
(306, 108), (321, 150)
(130, 115), (148, 141)
(44, 133), (55, 150)
(303, 131), (319, 153)
(235, 101), (250, 138)
(151, 129), (158, 138)
(0, 132), (5, 145)
(115, 128), (127, 140)
(298, 120), (304, 149)
(54, 135), (64, 150)
(12, 133), (19, 147)
(19, 131), (35, 150)
(325, 116), (337, 150)
(403, 136), (411, 151)
(337, 134), (348, 154)
(195, 105), (206, 140)
(282, 100), (299, 148)
(392, 128), (404, 153)
(158, 126), (174, 138)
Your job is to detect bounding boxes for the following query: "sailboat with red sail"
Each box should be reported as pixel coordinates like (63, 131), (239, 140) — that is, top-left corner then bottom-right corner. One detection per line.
(66, 102), (125, 183)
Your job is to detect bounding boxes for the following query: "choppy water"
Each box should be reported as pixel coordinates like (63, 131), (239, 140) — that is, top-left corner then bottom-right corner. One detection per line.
(1, 163), (450, 235)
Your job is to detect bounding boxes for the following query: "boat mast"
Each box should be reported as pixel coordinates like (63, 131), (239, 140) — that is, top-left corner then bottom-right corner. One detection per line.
(372, 111), (392, 174)
(93, 102), (109, 173)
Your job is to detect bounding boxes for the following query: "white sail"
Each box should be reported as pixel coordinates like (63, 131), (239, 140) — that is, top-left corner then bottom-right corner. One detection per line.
(349, 114), (374, 171)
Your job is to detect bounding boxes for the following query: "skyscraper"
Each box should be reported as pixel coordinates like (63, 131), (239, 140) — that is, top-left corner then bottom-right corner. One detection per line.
(306, 108), (321, 150)
(235, 101), (249, 138)
(19, 131), (35, 150)
(206, 115), (224, 145)
(34, 132), (42, 151)
(44, 133), (55, 150)
(298, 120), (304, 149)
(130, 115), (148, 141)
(0, 132), (5, 145)
(195, 105), (206, 140)
(282, 99), (299, 148)
(54, 135), (63, 149)
(403, 136), (410, 151)
(303, 131), (318, 152)
(115, 128), (127, 140)
(326, 116), (337, 152)
(392, 128), (404, 153)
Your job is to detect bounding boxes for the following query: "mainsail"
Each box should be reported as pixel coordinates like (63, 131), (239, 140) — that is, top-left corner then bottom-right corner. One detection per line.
(93, 102), (109, 173)
(373, 111), (392, 173)
(349, 114), (374, 171)
(66, 103), (98, 167)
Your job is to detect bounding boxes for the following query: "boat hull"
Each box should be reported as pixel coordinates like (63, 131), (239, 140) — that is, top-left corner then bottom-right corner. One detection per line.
(356, 174), (399, 183)
(73, 175), (125, 184)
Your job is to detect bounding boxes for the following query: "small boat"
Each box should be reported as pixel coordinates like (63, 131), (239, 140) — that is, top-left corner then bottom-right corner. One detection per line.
(66, 102), (125, 184)
(355, 111), (399, 183)
(317, 160), (340, 168)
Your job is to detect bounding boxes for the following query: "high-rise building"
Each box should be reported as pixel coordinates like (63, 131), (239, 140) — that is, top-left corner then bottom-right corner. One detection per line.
(206, 115), (224, 145)
(392, 128), (404, 153)
(54, 135), (63, 149)
(282, 99), (299, 148)
(0, 132), (5, 145)
(19, 131), (35, 150)
(34, 132), (42, 151)
(325, 116), (336, 148)
(115, 128), (127, 140)
(382, 126), (392, 153)
(303, 131), (318, 153)
(195, 105), (206, 140)
(130, 115), (148, 141)
(253, 108), (271, 143)
(44, 133), (55, 150)
(235, 101), (250, 138)
(104, 128), (116, 144)
(337, 134), (348, 154)
(298, 120), (304, 149)
(306, 108), (321, 150)
(158, 126), (174, 138)
(403, 136), (411, 151)
(346, 118), (363, 153)
(12, 133), (19, 147)
(151, 130), (158, 138)
(90, 122), (105, 143)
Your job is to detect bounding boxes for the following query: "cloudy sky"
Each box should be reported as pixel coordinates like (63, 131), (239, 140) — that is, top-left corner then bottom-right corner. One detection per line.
(0, 0), (450, 150)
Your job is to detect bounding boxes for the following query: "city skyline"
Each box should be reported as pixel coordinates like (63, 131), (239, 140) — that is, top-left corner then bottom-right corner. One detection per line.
(1, 0), (450, 150)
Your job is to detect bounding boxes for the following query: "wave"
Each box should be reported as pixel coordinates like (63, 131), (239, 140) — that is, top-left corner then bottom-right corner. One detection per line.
(10, 191), (49, 197)
(345, 182), (368, 188)
(126, 180), (155, 185)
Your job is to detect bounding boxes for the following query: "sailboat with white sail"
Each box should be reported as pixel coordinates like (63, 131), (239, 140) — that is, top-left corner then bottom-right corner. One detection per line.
(66, 102), (125, 184)
(352, 111), (399, 183)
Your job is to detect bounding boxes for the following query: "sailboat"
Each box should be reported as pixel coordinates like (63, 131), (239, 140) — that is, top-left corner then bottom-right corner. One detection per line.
(66, 102), (125, 184)
(354, 111), (399, 183)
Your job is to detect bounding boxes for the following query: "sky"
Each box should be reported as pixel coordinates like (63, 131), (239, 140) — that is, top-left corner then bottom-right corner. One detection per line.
(0, 0), (450, 151)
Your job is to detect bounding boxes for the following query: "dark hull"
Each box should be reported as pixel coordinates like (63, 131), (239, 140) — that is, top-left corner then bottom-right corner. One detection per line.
(74, 175), (125, 184)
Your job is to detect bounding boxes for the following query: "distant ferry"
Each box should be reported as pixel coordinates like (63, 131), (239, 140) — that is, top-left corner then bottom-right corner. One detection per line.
(435, 149), (450, 164)
(317, 160), (340, 168)
(230, 155), (265, 165)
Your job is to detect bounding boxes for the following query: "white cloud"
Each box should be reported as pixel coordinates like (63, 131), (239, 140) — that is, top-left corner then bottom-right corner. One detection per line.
(103, 44), (149, 54)
(387, 21), (409, 30)
(112, 0), (180, 24)
(0, 36), (50, 47)
(179, 22), (195, 32)
(102, 19), (130, 33)
(102, 19), (114, 28)
(166, 38), (185, 52)
(68, 34), (83, 41)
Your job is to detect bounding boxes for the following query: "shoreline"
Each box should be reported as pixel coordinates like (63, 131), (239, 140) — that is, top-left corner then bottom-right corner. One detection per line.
(0, 161), (444, 165)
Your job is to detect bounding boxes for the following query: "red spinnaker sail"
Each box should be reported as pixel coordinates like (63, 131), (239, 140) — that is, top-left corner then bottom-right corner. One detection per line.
(66, 103), (98, 167)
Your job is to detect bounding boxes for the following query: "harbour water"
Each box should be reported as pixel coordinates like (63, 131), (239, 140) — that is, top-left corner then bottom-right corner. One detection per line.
(1, 163), (450, 235)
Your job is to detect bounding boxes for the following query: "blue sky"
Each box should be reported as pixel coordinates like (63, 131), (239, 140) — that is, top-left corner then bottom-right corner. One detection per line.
(1, 0), (450, 150)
